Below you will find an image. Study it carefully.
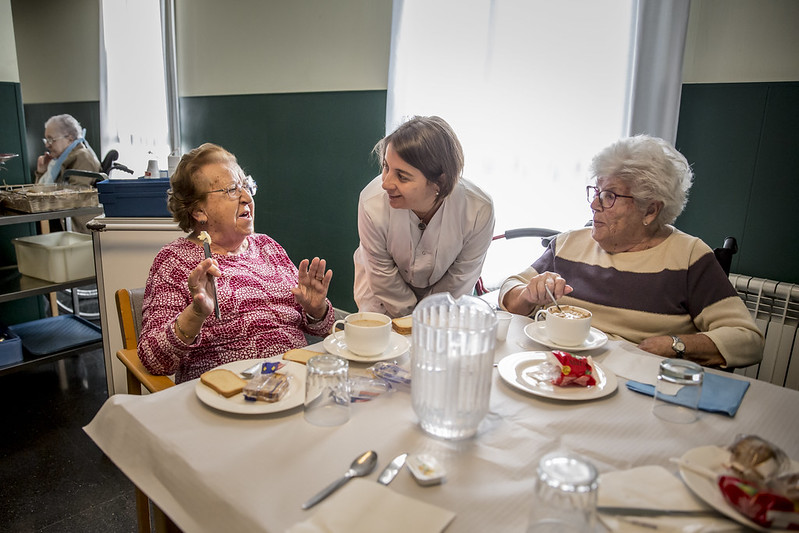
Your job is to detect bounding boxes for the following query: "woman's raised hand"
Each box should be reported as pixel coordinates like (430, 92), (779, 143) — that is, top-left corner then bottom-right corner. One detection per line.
(292, 257), (332, 318)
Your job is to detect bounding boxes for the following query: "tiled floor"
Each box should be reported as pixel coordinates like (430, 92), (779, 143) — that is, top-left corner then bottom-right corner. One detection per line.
(0, 348), (138, 532)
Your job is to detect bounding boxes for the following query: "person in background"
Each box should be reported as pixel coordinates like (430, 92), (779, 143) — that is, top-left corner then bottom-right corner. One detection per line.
(138, 143), (334, 383)
(500, 135), (763, 368)
(35, 114), (100, 184)
(353, 115), (495, 318)
(34, 114), (102, 233)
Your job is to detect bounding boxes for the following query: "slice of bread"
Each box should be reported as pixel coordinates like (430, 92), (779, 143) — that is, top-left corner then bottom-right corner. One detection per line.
(392, 315), (413, 335)
(200, 368), (246, 398)
(282, 347), (323, 365)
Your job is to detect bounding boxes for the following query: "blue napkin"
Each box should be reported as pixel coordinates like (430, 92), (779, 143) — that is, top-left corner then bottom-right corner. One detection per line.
(626, 372), (750, 417)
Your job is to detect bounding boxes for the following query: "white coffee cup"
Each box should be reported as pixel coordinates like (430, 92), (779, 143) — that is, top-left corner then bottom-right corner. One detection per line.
(534, 305), (592, 346)
(332, 312), (392, 356)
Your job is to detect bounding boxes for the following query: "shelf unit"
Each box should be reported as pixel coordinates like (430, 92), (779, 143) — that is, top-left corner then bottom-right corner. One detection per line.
(0, 206), (104, 376)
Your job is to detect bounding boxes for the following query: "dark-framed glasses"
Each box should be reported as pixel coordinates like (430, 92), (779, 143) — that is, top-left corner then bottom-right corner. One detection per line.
(586, 186), (634, 209)
(208, 175), (257, 199)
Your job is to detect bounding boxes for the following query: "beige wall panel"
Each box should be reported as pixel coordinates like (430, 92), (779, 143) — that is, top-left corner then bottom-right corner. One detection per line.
(176, 0), (391, 96)
(684, 0), (799, 83)
(11, 0), (99, 103)
(1, 0), (20, 82)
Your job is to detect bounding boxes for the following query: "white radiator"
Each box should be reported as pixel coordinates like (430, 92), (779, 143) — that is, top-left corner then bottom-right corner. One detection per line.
(729, 274), (799, 390)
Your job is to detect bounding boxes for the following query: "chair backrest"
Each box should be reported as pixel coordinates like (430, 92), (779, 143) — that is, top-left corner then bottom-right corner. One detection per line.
(714, 236), (738, 276)
(115, 287), (145, 349)
(475, 228), (561, 296)
(114, 287), (175, 394)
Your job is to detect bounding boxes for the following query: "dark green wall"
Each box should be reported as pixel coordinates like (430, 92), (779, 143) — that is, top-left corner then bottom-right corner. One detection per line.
(15, 91), (385, 314)
(0, 82), (45, 324)
(675, 82), (799, 284)
(180, 90), (387, 312)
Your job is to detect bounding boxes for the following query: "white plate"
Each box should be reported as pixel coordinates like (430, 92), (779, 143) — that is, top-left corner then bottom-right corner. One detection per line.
(679, 445), (799, 532)
(497, 351), (617, 401)
(523, 322), (608, 351)
(195, 359), (305, 414)
(323, 331), (410, 363)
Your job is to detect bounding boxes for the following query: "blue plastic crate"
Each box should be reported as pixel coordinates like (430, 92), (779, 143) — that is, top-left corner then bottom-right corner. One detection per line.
(97, 178), (171, 217)
(9, 315), (101, 356)
(0, 326), (23, 367)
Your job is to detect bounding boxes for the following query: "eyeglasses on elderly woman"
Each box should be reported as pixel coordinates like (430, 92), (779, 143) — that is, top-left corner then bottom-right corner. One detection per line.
(586, 186), (634, 209)
(42, 136), (68, 146)
(207, 175), (257, 199)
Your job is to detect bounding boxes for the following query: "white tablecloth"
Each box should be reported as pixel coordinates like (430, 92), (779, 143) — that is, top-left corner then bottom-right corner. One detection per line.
(85, 315), (799, 532)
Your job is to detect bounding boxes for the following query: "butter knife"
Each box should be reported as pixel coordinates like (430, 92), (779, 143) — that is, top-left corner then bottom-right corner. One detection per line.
(377, 453), (408, 485)
(203, 241), (221, 319)
(597, 506), (719, 517)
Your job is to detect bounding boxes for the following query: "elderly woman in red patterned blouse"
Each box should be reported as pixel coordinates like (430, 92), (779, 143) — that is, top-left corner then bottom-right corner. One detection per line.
(138, 143), (334, 383)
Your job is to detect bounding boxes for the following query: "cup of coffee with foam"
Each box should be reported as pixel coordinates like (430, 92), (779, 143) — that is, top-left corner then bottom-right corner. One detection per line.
(333, 312), (392, 356)
(534, 305), (592, 346)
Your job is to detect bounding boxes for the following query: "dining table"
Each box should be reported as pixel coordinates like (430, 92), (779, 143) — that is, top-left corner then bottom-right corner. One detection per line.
(84, 313), (799, 533)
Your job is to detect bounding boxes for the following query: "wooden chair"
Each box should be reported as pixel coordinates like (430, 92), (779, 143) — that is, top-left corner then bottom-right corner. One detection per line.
(115, 288), (175, 395)
(114, 288), (179, 533)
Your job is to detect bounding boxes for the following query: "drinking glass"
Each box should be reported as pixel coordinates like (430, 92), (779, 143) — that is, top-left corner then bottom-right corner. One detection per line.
(304, 354), (350, 426)
(496, 311), (513, 341)
(527, 452), (598, 533)
(653, 358), (704, 423)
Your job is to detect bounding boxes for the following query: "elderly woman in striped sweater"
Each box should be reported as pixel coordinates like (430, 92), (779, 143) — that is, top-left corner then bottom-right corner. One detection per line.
(500, 135), (763, 369)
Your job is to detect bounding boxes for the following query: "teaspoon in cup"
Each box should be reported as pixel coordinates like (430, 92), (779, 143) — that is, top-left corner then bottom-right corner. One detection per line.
(544, 285), (564, 313)
(301, 450), (378, 510)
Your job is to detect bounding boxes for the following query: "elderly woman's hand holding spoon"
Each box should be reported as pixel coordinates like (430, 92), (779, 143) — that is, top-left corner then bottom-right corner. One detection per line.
(503, 272), (573, 316)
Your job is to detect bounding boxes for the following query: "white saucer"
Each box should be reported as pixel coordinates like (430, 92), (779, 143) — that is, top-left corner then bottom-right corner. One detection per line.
(323, 331), (410, 363)
(523, 322), (608, 351)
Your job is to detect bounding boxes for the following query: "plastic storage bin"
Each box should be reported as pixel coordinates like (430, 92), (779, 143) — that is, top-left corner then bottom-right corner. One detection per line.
(0, 326), (23, 367)
(97, 178), (171, 217)
(12, 231), (94, 283)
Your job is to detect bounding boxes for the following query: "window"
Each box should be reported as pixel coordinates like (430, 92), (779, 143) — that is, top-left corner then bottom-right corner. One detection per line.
(387, 0), (686, 289)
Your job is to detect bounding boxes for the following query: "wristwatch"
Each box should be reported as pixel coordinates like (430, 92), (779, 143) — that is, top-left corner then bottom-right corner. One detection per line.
(671, 335), (686, 358)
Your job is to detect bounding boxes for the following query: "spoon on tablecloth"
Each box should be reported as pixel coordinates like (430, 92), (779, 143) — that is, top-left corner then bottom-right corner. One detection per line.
(302, 450), (378, 510)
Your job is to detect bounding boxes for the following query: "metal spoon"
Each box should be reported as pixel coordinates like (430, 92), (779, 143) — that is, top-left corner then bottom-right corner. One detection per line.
(302, 450), (378, 510)
(544, 284), (563, 313)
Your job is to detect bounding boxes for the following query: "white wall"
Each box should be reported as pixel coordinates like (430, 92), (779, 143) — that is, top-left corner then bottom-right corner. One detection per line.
(176, 0), (392, 96)
(0, 0), (20, 82)
(683, 0), (799, 83)
(9, 0), (798, 100)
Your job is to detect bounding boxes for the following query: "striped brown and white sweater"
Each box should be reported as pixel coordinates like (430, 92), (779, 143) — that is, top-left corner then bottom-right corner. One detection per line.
(499, 227), (763, 368)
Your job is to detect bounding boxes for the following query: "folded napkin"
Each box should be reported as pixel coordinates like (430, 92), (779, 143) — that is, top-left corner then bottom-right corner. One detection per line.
(626, 372), (750, 417)
(598, 466), (738, 532)
(287, 478), (455, 533)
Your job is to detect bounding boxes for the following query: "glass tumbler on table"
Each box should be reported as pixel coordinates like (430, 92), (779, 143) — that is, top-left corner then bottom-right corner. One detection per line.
(652, 358), (704, 424)
(411, 293), (497, 440)
(527, 452), (599, 533)
(304, 354), (350, 427)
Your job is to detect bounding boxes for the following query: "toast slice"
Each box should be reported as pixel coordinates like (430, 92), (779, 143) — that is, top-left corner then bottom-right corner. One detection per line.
(282, 347), (323, 365)
(392, 315), (412, 335)
(200, 368), (246, 398)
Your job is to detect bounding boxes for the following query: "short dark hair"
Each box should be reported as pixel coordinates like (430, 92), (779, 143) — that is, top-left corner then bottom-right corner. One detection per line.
(374, 116), (464, 198)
